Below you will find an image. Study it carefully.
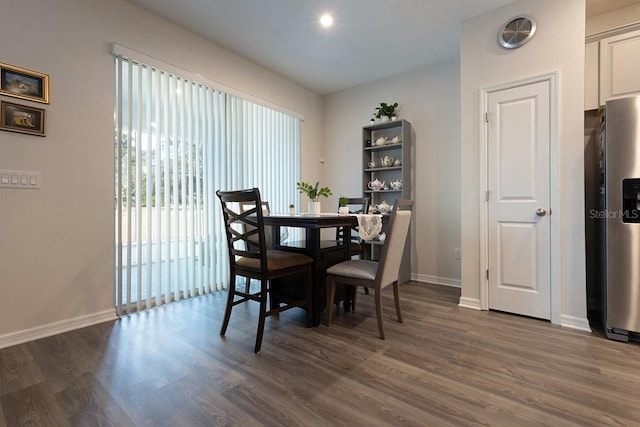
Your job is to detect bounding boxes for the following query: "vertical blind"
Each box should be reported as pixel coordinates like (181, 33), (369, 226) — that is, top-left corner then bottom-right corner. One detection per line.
(114, 49), (301, 316)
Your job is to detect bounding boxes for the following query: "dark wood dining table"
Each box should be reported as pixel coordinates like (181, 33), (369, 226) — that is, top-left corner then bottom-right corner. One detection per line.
(263, 213), (358, 326)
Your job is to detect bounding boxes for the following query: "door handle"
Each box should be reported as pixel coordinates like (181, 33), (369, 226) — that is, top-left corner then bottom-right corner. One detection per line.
(536, 208), (547, 217)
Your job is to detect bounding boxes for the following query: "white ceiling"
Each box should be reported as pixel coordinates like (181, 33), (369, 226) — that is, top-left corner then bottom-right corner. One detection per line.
(125, 0), (640, 95)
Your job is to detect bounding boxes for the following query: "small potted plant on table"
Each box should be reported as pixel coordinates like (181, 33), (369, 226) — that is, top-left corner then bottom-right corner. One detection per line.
(338, 197), (349, 215)
(296, 181), (332, 215)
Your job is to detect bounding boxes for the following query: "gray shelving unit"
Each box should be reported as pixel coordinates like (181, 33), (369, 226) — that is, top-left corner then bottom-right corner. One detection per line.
(362, 119), (412, 283)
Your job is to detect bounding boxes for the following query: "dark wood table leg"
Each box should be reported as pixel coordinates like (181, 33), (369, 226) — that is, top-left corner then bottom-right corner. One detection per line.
(265, 219), (353, 327)
(306, 228), (324, 326)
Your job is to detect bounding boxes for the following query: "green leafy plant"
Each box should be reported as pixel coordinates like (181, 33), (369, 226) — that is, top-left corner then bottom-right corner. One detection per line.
(296, 181), (332, 202)
(374, 102), (399, 119)
(339, 196), (348, 207)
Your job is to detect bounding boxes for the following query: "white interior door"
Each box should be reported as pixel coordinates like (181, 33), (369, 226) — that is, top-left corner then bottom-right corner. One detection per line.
(487, 80), (551, 320)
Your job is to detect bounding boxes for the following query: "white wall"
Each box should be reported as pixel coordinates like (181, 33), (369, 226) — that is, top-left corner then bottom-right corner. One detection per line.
(323, 60), (461, 286)
(0, 0), (323, 344)
(460, 0), (589, 329)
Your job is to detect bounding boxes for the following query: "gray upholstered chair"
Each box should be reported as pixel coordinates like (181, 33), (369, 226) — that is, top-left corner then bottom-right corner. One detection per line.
(325, 199), (413, 339)
(217, 188), (313, 353)
(328, 196), (371, 304)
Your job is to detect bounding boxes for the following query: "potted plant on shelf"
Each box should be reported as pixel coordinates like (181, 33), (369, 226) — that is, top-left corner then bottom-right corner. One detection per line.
(296, 181), (332, 215)
(373, 102), (399, 123)
(338, 197), (349, 215)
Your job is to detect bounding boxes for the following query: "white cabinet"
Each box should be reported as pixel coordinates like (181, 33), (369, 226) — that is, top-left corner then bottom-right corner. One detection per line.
(599, 29), (640, 106)
(585, 41), (599, 110)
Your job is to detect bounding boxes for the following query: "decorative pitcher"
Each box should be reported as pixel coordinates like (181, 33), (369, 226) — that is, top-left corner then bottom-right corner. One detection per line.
(367, 179), (385, 191)
(390, 180), (402, 190)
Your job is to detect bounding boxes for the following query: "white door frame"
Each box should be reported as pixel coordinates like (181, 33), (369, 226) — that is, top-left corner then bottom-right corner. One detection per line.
(478, 72), (561, 325)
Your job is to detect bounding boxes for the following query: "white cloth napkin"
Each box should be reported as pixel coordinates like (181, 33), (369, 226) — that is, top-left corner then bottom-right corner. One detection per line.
(355, 214), (383, 240)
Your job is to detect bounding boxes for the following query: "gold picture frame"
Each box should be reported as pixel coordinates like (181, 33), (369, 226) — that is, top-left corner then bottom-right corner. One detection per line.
(0, 62), (49, 104)
(0, 101), (45, 137)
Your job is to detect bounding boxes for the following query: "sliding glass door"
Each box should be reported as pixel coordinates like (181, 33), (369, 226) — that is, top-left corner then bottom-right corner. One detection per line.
(114, 52), (301, 315)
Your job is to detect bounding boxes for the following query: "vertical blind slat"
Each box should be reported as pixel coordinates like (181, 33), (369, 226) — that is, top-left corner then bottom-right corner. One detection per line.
(115, 55), (124, 316)
(145, 64), (153, 309)
(126, 59), (134, 314)
(166, 73), (172, 302)
(194, 84), (203, 295)
(135, 63), (143, 312)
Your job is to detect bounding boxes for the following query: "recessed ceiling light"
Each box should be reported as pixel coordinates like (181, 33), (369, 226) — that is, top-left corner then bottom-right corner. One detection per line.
(319, 13), (334, 28)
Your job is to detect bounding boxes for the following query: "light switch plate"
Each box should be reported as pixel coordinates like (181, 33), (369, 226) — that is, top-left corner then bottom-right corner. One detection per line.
(0, 169), (41, 189)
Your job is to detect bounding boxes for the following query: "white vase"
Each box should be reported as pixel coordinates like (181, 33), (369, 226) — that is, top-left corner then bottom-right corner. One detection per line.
(308, 201), (321, 215)
(338, 206), (349, 215)
(380, 116), (389, 123)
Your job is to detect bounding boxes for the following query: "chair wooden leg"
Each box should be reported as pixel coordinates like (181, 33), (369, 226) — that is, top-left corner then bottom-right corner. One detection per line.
(254, 280), (268, 353)
(374, 288), (385, 340)
(326, 276), (337, 326)
(220, 273), (236, 336)
(362, 246), (369, 296)
(343, 284), (352, 312)
(392, 281), (403, 323)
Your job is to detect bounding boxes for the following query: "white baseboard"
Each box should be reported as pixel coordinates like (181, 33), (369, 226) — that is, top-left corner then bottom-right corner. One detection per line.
(0, 309), (117, 350)
(411, 273), (461, 288)
(410, 273), (593, 331)
(411, 273), (480, 309)
(560, 314), (592, 333)
(458, 297), (482, 310)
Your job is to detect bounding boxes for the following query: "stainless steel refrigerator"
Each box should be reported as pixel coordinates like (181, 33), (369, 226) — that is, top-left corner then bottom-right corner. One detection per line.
(603, 95), (640, 341)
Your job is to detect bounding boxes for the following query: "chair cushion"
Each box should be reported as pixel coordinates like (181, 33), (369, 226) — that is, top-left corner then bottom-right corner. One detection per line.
(236, 250), (313, 272)
(326, 260), (378, 280)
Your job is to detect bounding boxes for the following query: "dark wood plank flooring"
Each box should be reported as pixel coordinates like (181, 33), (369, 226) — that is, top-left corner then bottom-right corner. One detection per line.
(1, 282), (639, 426)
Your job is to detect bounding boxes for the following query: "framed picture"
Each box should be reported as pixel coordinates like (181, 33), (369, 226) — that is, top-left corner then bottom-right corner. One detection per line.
(0, 101), (45, 136)
(0, 62), (49, 104)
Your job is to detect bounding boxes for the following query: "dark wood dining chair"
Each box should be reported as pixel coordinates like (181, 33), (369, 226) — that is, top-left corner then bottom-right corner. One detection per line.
(336, 197), (370, 259)
(216, 188), (313, 353)
(325, 199), (413, 339)
(239, 200), (272, 293)
(239, 200), (271, 215)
